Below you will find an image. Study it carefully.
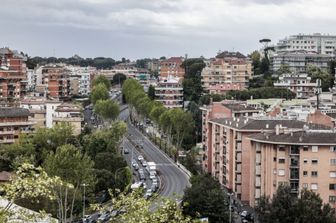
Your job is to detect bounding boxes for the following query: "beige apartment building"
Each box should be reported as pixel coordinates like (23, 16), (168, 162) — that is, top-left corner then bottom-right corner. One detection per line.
(202, 114), (330, 206)
(201, 51), (252, 92)
(248, 129), (336, 209)
(53, 103), (82, 135)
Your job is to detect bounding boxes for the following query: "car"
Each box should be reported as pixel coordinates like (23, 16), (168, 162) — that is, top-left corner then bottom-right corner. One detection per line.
(134, 163), (139, 170)
(142, 183), (147, 189)
(139, 168), (144, 173)
(144, 189), (152, 199)
(139, 173), (146, 180)
(151, 184), (157, 192)
(141, 160), (147, 167)
(149, 173), (156, 180)
(124, 148), (129, 154)
(138, 155), (144, 161)
(131, 160), (137, 167)
(97, 213), (110, 222)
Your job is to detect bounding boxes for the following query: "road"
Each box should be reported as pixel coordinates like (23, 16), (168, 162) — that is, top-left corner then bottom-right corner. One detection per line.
(119, 107), (190, 199)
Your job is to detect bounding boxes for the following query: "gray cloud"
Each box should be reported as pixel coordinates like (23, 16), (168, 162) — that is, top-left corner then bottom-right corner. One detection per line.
(0, 0), (335, 59)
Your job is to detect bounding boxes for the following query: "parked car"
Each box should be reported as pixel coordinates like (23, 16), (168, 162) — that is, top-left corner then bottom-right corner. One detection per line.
(139, 173), (146, 180)
(141, 160), (147, 167)
(134, 163), (139, 171)
(144, 189), (152, 199)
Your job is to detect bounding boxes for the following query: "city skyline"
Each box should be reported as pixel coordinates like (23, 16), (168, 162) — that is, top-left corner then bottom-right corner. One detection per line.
(1, 0), (336, 59)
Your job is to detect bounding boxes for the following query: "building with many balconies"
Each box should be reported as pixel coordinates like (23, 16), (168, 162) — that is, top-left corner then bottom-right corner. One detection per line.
(201, 52), (252, 91)
(0, 107), (34, 144)
(0, 48), (27, 101)
(41, 65), (71, 99)
(155, 76), (183, 108)
(159, 57), (185, 80)
(248, 128), (336, 209)
(275, 33), (336, 56)
(273, 73), (317, 99)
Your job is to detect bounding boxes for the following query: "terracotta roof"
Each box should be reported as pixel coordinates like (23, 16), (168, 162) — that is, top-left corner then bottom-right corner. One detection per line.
(248, 131), (336, 145)
(0, 107), (30, 118)
(210, 117), (330, 131)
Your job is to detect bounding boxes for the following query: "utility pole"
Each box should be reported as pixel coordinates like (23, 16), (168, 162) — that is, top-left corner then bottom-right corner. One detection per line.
(81, 183), (87, 219)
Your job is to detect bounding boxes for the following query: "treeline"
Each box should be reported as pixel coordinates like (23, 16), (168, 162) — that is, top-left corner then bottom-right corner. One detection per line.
(256, 184), (336, 223)
(26, 56), (131, 69)
(122, 79), (195, 153)
(0, 122), (129, 221)
(199, 87), (296, 105)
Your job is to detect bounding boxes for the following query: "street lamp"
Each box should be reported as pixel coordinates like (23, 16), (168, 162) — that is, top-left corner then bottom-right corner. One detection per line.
(228, 192), (234, 223)
(81, 183), (88, 219)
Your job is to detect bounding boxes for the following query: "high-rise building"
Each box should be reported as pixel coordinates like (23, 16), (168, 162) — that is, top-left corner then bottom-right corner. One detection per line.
(0, 48), (27, 100)
(155, 76), (183, 108)
(41, 65), (71, 99)
(201, 51), (252, 91)
(275, 33), (336, 56)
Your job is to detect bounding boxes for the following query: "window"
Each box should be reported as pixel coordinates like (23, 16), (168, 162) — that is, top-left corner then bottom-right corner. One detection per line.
(330, 146), (336, 152)
(329, 184), (336, 190)
(278, 169), (285, 176)
(330, 159), (336, 165)
(329, 196), (336, 203)
(311, 171), (318, 177)
(303, 171), (308, 176)
(303, 159), (308, 164)
(311, 183), (318, 190)
(278, 158), (285, 164)
(330, 172), (336, 178)
(302, 183), (308, 189)
(312, 146), (319, 152)
(303, 146), (309, 151)
(312, 159), (318, 165)
(273, 157), (277, 162)
(278, 146), (285, 152)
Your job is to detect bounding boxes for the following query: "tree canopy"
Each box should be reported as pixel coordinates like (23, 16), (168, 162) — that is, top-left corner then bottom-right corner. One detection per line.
(92, 75), (111, 90)
(90, 83), (109, 104)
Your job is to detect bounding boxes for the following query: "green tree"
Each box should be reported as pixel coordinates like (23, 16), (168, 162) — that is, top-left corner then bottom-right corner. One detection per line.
(90, 83), (109, 104)
(182, 58), (205, 102)
(250, 50), (261, 76)
(94, 190), (196, 223)
(94, 99), (120, 120)
(113, 73), (127, 86)
(43, 144), (95, 222)
(276, 64), (291, 75)
(147, 85), (155, 100)
(183, 174), (229, 222)
(307, 65), (333, 91)
(93, 75), (111, 89)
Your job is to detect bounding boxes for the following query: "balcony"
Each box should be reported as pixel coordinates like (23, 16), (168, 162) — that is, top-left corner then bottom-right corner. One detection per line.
(0, 138), (15, 144)
(0, 121), (35, 127)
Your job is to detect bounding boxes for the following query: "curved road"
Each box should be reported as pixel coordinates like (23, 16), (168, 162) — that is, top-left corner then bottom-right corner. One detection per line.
(119, 107), (190, 199)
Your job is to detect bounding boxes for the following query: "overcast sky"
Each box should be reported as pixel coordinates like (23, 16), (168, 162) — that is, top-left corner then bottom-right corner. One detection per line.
(1, 0), (335, 60)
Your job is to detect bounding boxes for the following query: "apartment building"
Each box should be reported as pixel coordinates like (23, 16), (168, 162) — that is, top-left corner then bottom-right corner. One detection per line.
(201, 51), (252, 91)
(159, 57), (185, 80)
(275, 33), (336, 56)
(208, 83), (246, 95)
(248, 129), (336, 209)
(273, 73), (317, 99)
(67, 66), (94, 96)
(155, 76), (183, 108)
(0, 107), (33, 144)
(202, 116), (329, 206)
(41, 65), (71, 99)
(53, 103), (82, 135)
(0, 48), (27, 100)
(20, 97), (61, 129)
(271, 51), (333, 73)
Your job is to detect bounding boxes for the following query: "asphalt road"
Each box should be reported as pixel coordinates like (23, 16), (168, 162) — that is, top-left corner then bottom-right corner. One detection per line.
(119, 107), (190, 199)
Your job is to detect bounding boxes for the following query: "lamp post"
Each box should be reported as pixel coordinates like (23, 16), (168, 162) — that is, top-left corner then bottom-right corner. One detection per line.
(81, 183), (88, 219)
